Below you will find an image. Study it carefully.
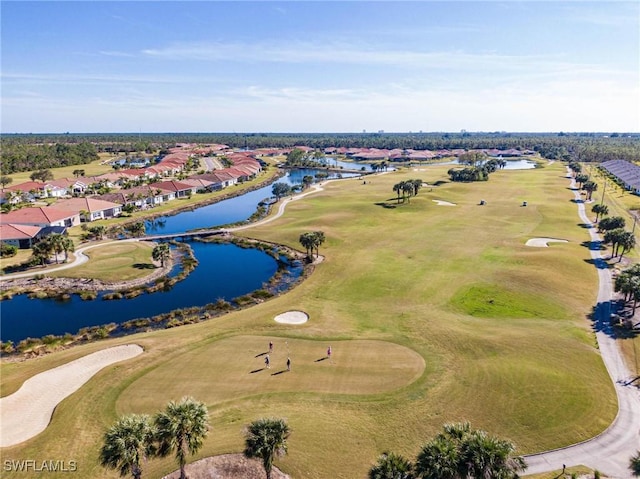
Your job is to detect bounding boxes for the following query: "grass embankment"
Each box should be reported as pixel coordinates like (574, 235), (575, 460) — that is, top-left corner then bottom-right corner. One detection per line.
(0, 161), (618, 479)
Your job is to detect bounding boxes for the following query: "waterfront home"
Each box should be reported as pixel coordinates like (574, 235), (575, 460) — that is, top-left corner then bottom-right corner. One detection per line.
(0, 206), (81, 228)
(55, 197), (123, 222)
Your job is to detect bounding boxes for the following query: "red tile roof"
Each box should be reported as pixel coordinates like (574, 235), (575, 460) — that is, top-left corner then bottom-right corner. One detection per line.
(0, 223), (41, 240)
(0, 206), (78, 225)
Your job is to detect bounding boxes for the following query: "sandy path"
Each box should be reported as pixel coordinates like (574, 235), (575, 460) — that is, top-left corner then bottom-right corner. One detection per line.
(0, 344), (143, 448)
(523, 170), (640, 478)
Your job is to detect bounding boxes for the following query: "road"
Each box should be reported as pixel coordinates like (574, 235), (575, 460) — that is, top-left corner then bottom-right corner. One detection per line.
(523, 172), (640, 478)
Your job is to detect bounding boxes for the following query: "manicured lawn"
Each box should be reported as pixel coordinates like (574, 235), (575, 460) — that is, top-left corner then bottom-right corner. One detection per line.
(48, 241), (155, 282)
(0, 161), (619, 478)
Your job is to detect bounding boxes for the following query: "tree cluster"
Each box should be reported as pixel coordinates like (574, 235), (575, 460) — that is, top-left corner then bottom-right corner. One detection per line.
(31, 233), (74, 266)
(392, 179), (423, 203)
(0, 141), (99, 174)
(369, 422), (526, 479)
(299, 231), (325, 260)
(447, 156), (506, 182)
(614, 264), (640, 315)
(101, 397), (290, 479)
(101, 397), (209, 479)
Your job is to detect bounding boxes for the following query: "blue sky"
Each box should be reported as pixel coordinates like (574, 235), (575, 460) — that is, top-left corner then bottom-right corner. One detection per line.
(2, 1), (638, 133)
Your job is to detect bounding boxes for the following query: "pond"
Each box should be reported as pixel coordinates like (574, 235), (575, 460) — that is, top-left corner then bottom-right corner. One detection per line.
(437, 158), (538, 169)
(1, 242), (290, 344)
(1, 167), (355, 344)
(145, 169), (360, 235)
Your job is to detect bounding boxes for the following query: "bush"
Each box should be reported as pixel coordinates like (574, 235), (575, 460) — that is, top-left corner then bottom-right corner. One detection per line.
(0, 243), (18, 258)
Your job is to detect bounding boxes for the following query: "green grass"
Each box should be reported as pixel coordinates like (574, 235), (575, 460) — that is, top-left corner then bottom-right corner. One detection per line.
(48, 242), (155, 282)
(0, 162), (619, 478)
(5, 153), (118, 183)
(450, 283), (571, 319)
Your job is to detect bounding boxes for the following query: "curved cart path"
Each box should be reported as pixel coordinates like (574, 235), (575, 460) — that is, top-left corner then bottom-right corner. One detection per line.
(0, 344), (143, 448)
(524, 173), (640, 478)
(0, 239), (139, 281)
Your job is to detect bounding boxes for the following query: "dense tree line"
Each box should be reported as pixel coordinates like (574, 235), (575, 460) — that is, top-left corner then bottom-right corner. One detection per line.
(0, 140), (99, 174)
(2, 133), (639, 174)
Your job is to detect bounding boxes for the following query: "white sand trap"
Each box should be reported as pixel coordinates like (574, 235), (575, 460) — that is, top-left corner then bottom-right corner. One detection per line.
(526, 237), (568, 247)
(433, 200), (456, 206)
(0, 344), (143, 447)
(274, 311), (308, 324)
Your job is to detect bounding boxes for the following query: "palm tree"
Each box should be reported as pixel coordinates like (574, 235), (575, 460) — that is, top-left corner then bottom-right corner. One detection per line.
(630, 450), (640, 476)
(582, 180), (598, 201)
(410, 179), (423, 196)
(60, 235), (75, 262)
(414, 422), (525, 479)
(100, 414), (156, 479)
(393, 182), (404, 203)
(402, 181), (414, 203)
(591, 203), (609, 222)
(244, 417), (291, 479)
(459, 429), (526, 479)
(618, 231), (636, 262)
(47, 233), (65, 264)
(89, 224), (107, 240)
(299, 232), (315, 260)
(31, 240), (53, 266)
(312, 231), (325, 257)
(152, 243), (171, 268)
(575, 173), (589, 189)
(154, 397), (209, 479)
(369, 451), (414, 479)
(414, 434), (461, 479)
(126, 221), (146, 238)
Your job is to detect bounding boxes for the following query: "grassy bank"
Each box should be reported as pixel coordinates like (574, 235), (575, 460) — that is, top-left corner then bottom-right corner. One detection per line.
(0, 161), (619, 478)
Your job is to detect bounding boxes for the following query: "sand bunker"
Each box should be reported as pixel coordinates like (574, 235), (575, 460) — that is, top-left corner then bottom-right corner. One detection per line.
(433, 200), (456, 206)
(0, 344), (143, 447)
(526, 238), (568, 247)
(274, 311), (309, 324)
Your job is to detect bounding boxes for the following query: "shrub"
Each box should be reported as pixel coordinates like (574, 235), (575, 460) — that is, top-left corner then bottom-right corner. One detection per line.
(0, 243), (18, 258)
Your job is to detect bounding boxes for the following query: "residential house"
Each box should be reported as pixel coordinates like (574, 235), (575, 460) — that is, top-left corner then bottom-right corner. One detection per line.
(55, 197), (123, 222)
(150, 180), (197, 199)
(0, 206), (81, 228)
(0, 223), (43, 248)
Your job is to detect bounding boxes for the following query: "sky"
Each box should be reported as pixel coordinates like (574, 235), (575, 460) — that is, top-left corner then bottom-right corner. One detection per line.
(1, 1), (639, 133)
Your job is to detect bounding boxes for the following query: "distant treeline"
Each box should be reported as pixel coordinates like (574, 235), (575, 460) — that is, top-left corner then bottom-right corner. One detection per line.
(1, 141), (99, 175)
(2, 132), (639, 174)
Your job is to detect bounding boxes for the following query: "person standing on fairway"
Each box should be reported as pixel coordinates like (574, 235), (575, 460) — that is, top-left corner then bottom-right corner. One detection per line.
(265, 355), (270, 369)
(269, 341), (273, 353)
(286, 357), (291, 371)
(327, 346), (332, 361)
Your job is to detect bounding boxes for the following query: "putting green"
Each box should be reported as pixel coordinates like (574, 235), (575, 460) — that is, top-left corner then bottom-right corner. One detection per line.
(116, 336), (425, 412)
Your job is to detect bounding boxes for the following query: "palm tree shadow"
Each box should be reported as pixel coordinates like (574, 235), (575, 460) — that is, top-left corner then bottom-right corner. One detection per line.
(374, 201), (396, 209)
(250, 368), (265, 374)
(271, 370), (288, 376)
(581, 240), (606, 251)
(583, 258), (614, 269)
(133, 263), (155, 269)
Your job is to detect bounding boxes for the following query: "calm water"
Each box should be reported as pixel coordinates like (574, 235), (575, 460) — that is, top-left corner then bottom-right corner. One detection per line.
(437, 158), (537, 169)
(1, 242), (280, 343)
(146, 169), (360, 235)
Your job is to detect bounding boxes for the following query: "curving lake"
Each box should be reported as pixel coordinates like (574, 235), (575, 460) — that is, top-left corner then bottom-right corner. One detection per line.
(145, 169), (360, 235)
(1, 242), (286, 344)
